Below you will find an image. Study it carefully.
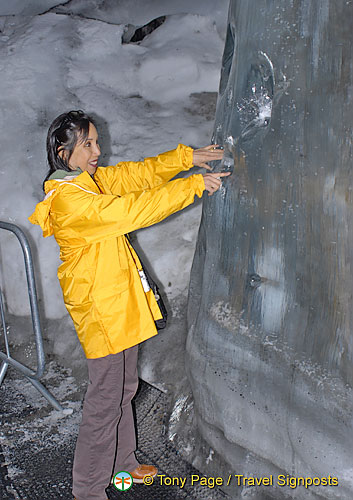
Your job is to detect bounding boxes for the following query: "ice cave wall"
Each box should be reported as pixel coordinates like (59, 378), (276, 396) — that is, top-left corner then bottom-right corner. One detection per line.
(0, 0), (227, 373)
(186, 1), (353, 498)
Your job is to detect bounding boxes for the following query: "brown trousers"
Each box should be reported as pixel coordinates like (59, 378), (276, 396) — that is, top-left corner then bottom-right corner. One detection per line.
(72, 345), (139, 500)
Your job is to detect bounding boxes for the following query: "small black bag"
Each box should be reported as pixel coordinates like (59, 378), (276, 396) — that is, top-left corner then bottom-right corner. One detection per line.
(140, 262), (168, 330)
(126, 236), (168, 330)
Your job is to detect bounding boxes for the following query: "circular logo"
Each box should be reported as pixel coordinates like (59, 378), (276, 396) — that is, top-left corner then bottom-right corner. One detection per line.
(113, 471), (134, 491)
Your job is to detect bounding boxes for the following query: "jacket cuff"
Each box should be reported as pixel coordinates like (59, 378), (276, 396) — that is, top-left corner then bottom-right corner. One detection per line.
(191, 174), (205, 198)
(178, 144), (194, 170)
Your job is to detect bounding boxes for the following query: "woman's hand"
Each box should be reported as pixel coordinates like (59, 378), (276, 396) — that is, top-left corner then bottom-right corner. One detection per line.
(203, 172), (231, 196)
(193, 145), (224, 170)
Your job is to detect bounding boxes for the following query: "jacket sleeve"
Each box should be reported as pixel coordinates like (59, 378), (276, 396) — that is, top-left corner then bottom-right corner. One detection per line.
(50, 174), (205, 246)
(95, 144), (194, 196)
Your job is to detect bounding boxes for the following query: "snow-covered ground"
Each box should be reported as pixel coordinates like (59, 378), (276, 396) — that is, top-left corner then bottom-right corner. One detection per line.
(0, 1), (228, 345)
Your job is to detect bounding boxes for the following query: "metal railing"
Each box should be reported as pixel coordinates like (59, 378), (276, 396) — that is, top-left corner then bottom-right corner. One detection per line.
(0, 221), (63, 411)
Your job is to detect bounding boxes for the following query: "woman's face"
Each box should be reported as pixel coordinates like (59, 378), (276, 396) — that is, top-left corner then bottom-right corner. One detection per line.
(68, 122), (101, 175)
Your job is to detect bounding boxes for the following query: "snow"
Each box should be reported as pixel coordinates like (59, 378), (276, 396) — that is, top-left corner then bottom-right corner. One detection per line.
(51, 0), (228, 37)
(0, 0), (62, 16)
(0, 0), (228, 341)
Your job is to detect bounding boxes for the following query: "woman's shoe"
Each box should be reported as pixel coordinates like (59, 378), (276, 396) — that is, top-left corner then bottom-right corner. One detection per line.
(129, 464), (158, 484)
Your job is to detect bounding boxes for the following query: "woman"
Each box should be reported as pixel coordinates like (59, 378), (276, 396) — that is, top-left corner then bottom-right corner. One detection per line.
(29, 110), (228, 500)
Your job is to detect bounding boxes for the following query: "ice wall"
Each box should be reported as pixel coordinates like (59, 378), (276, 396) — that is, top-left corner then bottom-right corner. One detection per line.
(187, 1), (353, 498)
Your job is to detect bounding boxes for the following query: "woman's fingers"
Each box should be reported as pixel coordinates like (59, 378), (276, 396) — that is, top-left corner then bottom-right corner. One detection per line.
(202, 171), (231, 195)
(216, 172), (231, 178)
(193, 145), (224, 168)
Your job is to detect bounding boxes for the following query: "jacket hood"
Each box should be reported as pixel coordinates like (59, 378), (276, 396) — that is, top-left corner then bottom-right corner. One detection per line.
(28, 170), (97, 237)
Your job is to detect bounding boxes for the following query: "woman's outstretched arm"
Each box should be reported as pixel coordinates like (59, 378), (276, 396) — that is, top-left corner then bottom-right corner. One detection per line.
(95, 144), (223, 195)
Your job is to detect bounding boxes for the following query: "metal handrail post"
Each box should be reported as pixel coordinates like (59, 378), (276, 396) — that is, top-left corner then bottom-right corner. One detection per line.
(0, 221), (64, 411)
(0, 361), (9, 385)
(0, 288), (9, 384)
(0, 221), (45, 378)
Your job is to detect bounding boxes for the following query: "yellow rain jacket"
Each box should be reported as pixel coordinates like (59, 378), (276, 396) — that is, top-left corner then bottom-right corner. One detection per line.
(29, 144), (205, 358)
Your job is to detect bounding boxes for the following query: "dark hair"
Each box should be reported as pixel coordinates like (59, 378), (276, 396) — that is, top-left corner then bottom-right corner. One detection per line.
(43, 110), (95, 189)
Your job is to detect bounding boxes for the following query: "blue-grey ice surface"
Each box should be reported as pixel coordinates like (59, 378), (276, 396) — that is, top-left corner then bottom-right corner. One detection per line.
(186, 1), (353, 499)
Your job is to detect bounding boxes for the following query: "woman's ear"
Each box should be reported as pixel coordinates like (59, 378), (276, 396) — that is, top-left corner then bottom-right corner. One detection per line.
(57, 146), (66, 161)
(57, 147), (74, 169)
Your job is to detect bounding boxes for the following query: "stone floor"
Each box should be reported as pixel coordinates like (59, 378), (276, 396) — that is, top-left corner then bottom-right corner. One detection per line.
(0, 361), (229, 500)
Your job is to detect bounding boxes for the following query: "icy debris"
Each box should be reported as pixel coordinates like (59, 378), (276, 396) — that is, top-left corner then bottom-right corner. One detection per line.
(168, 394), (193, 441)
(210, 301), (249, 336)
(0, 361), (84, 453)
(237, 84), (273, 141)
(218, 183), (226, 199)
(206, 448), (214, 464)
